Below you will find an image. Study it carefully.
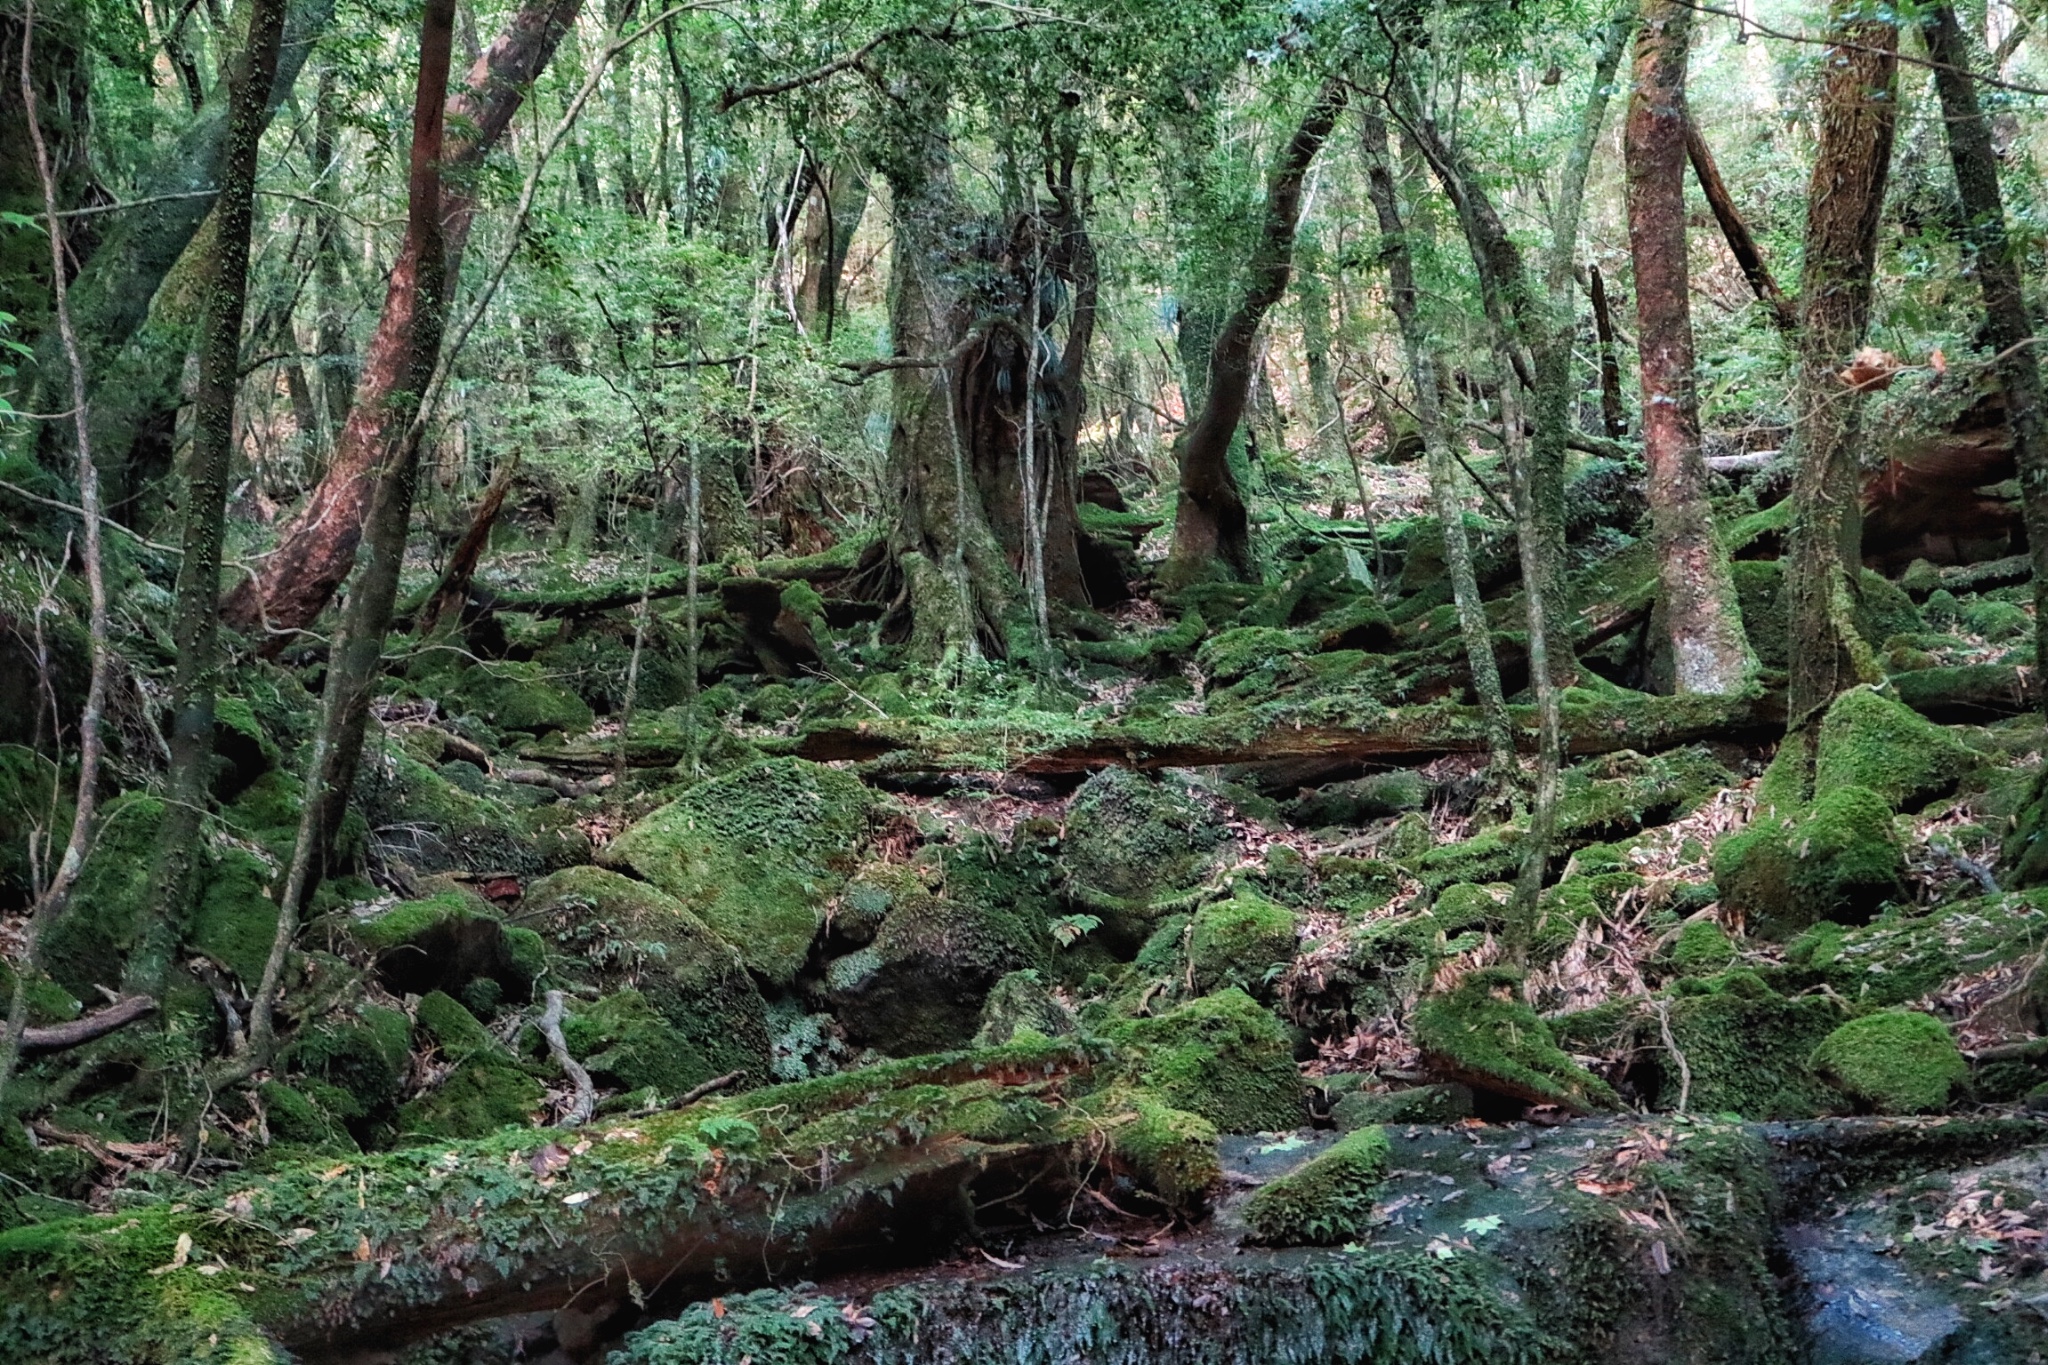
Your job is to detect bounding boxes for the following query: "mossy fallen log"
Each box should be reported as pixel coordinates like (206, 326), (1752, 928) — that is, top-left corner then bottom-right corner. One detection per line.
(478, 539), (871, 619)
(0, 1040), (1096, 1363)
(1886, 663), (2039, 719)
(785, 689), (1777, 774)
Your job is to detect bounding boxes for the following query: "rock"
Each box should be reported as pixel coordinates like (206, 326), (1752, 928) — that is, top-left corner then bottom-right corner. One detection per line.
(453, 661), (595, 735)
(1099, 1090), (1221, 1217)
(1331, 1084), (1474, 1129)
(1814, 686), (1975, 811)
(1106, 989), (1304, 1134)
(1285, 770), (1427, 827)
(279, 1004), (413, 1128)
(1413, 968), (1618, 1113)
(600, 758), (877, 985)
(1714, 786), (1906, 939)
(974, 970), (1078, 1046)
(349, 891), (544, 1004)
(1060, 767), (1235, 943)
(562, 991), (727, 1098)
(1187, 890), (1297, 997)
(1786, 891), (2048, 1010)
(1811, 1010), (1968, 1115)
(1240, 1126), (1390, 1246)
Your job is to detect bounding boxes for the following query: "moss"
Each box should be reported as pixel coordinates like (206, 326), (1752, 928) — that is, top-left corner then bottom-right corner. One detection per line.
(1814, 685), (1974, 810)
(1195, 626), (1305, 685)
(521, 866), (771, 1083)
(1713, 786), (1905, 939)
(1060, 767), (1233, 936)
(1240, 1126), (1390, 1246)
(1413, 969), (1618, 1112)
(1106, 989), (1303, 1133)
(1669, 919), (1738, 976)
(974, 970), (1078, 1046)
(454, 661), (595, 735)
(1854, 568), (1924, 644)
(1656, 981), (1842, 1117)
(357, 750), (565, 876)
(599, 757), (877, 985)
(1102, 1090), (1220, 1216)
(256, 1082), (355, 1152)
(1811, 1010), (1968, 1114)
(187, 848), (280, 986)
(280, 1004), (414, 1123)
(1731, 558), (1787, 671)
(557, 989), (723, 1096)
(1187, 891), (1296, 996)
(1962, 597), (2031, 641)
(413, 991), (496, 1061)
(1331, 1083), (1473, 1128)
(0, 746), (65, 904)
(1784, 893), (2048, 1007)
(1286, 770), (1426, 827)
(396, 1059), (545, 1141)
(37, 793), (162, 997)
(208, 695), (280, 800)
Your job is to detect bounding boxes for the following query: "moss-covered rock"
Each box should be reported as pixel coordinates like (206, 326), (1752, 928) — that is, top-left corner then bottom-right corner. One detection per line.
(1285, 770), (1427, 827)
(1668, 918), (1738, 977)
(1814, 686), (1974, 810)
(348, 891), (541, 1002)
(1106, 989), (1304, 1134)
(1196, 626), (1305, 686)
(1413, 969), (1618, 1112)
(1331, 1083), (1473, 1129)
(413, 990), (497, 1061)
(974, 970), (1078, 1046)
(599, 757), (877, 984)
(395, 1057), (544, 1141)
(558, 990), (721, 1097)
(1101, 1090), (1221, 1217)
(357, 749), (582, 876)
(36, 793), (162, 997)
(1060, 768), (1234, 939)
(280, 1004), (414, 1125)
(519, 866), (771, 1083)
(1187, 891), (1296, 997)
(257, 1081), (356, 1151)
(1240, 1126), (1390, 1246)
(454, 661), (595, 735)
(1713, 786), (1905, 939)
(1811, 1010), (1968, 1114)
(1786, 891), (2048, 1009)
(186, 847), (280, 986)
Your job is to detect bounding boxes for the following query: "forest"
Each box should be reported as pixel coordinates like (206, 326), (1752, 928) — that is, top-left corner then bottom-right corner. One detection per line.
(9, 0), (2048, 1358)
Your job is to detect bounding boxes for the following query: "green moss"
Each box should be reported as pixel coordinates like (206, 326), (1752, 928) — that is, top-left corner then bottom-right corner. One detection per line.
(1813, 686), (1974, 810)
(1102, 1090), (1220, 1216)
(1669, 919), (1738, 976)
(1187, 891), (1296, 996)
(1106, 989), (1303, 1134)
(521, 866), (771, 1083)
(1195, 626), (1304, 685)
(1412, 969), (1618, 1111)
(1060, 768), (1234, 940)
(187, 848), (280, 985)
(1791, 892), (2048, 1011)
(974, 970), (1078, 1046)
(599, 757), (877, 984)
(1713, 786), (1905, 939)
(37, 793), (162, 997)
(1811, 1010), (1968, 1114)
(256, 1082), (355, 1151)
(454, 661), (595, 735)
(396, 1059), (545, 1141)
(357, 751), (567, 876)
(1731, 559), (1787, 671)
(1240, 1126), (1390, 1246)
(1655, 980), (1841, 1117)
(1962, 597), (2031, 641)
(1286, 771), (1426, 827)
(280, 1004), (414, 1123)
(1331, 1083), (1473, 1128)
(413, 991), (496, 1061)
(0, 746), (65, 904)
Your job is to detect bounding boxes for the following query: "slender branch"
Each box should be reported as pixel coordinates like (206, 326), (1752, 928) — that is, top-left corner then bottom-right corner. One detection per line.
(1673, 0), (2048, 97)
(537, 990), (595, 1127)
(19, 996), (158, 1056)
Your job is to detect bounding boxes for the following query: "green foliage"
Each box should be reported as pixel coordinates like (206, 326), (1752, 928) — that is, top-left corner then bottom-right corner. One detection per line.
(1241, 1126), (1391, 1246)
(1811, 1010), (1969, 1115)
(1106, 989), (1303, 1134)
(1412, 969), (1618, 1112)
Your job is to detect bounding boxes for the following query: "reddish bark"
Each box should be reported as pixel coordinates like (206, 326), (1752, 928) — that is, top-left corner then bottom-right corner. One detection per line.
(222, 0), (582, 639)
(1625, 0), (1754, 694)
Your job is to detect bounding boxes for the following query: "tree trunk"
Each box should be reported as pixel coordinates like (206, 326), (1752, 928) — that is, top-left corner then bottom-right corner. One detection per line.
(222, 0), (583, 640)
(313, 62), (354, 442)
(795, 155), (869, 340)
(1784, 2), (1897, 759)
(1588, 262), (1628, 437)
(1360, 107), (1515, 782)
(242, 0), (456, 1071)
(129, 0), (291, 1000)
(1625, 0), (1756, 696)
(1685, 115), (1797, 333)
(1163, 78), (1347, 588)
(1922, 2), (2048, 700)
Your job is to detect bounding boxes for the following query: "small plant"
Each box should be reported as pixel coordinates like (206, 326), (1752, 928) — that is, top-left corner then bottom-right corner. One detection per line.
(1051, 912), (1101, 948)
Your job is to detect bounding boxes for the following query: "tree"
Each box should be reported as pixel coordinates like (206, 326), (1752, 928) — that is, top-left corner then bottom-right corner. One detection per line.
(1623, 0), (1754, 695)
(1162, 78), (1347, 588)
(1783, 0), (1897, 766)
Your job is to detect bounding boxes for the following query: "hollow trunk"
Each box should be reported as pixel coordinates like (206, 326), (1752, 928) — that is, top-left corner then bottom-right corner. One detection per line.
(1922, 2), (2048, 702)
(1784, 3), (1897, 756)
(128, 0), (291, 1000)
(222, 0), (583, 640)
(1624, 0), (1756, 696)
(1163, 78), (1347, 588)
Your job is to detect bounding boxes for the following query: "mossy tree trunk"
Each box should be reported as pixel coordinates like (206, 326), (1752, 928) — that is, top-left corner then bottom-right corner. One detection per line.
(1163, 78), (1347, 588)
(1784, 1), (1896, 766)
(221, 0), (584, 641)
(1359, 107), (1515, 784)
(1922, 2), (2048, 703)
(1624, 0), (1756, 696)
(128, 0), (291, 1001)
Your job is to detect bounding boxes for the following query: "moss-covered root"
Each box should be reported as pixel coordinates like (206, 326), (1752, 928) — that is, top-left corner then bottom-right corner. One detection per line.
(1811, 1010), (1969, 1115)
(1413, 969), (1619, 1113)
(0, 1041), (1094, 1362)
(1241, 1127), (1392, 1246)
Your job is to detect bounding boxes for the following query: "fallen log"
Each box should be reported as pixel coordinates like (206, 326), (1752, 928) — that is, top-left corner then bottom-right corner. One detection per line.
(1887, 663), (2040, 720)
(480, 540), (870, 619)
(0, 1040), (1095, 1362)
(17, 995), (157, 1055)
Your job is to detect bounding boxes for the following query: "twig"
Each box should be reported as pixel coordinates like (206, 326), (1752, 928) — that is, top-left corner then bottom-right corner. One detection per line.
(669, 1069), (745, 1109)
(537, 990), (595, 1128)
(1653, 996), (1691, 1115)
(0, 479), (183, 554)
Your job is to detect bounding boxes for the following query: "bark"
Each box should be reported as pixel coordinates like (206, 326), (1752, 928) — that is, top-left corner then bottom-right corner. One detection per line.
(1163, 78), (1348, 587)
(1685, 115), (1798, 333)
(1784, 3), (1897, 757)
(1625, 0), (1756, 696)
(417, 451), (521, 635)
(312, 63), (353, 439)
(241, 0), (457, 1074)
(1360, 106), (1515, 781)
(223, 0), (584, 640)
(1588, 263), (1628, 438)
(130, 0), (292, 1001)
(18, 995), (156, 1055)
(1922, 2), (2048, 699)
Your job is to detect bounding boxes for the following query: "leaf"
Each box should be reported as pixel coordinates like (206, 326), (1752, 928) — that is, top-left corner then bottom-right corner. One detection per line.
(529, 1142), (572, 1178)
(1461, 1214), (1503, 1236)
(149, 1233), (194, 1276)
(353, 1234), (372, 1263)
(562, 1190), (596, 1206)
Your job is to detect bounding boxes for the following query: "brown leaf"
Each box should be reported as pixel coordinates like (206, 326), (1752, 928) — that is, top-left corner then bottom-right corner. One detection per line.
(353, 1234), (372, 1263)
(529, 1142), (572, 1179)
